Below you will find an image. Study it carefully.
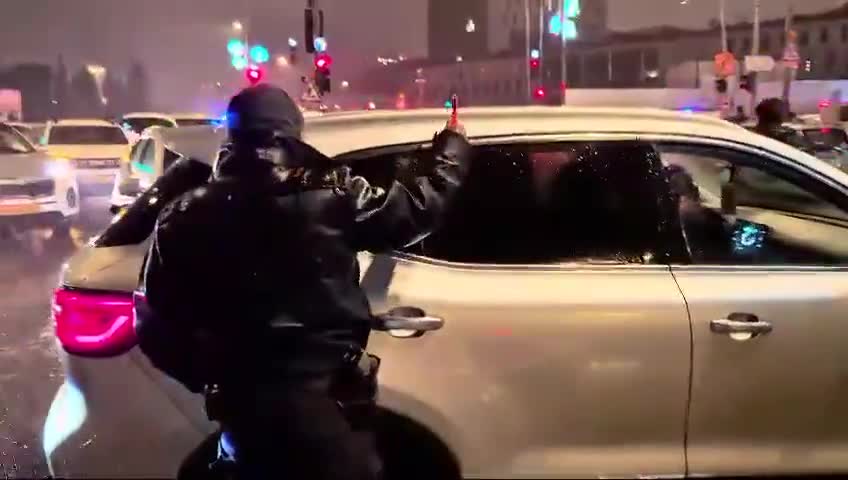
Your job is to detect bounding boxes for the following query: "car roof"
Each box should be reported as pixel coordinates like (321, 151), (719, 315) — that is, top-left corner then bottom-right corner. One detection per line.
(303, 107), (749, 156)
(50, 118), (119, 127)
(122, 112), (173, 120)
(123, 112), (216, 121)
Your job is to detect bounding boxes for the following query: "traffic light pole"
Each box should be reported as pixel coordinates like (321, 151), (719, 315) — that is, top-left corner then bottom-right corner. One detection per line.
(525, 0), (531, 103)
(559, 0), (567, 106)
(748, 0), (760, 117)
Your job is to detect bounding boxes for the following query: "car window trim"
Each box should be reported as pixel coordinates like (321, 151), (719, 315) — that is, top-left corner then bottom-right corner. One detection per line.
(383, 251), (677, 272)
(651, 137), (848, 272)
(340, 132), (848, 270)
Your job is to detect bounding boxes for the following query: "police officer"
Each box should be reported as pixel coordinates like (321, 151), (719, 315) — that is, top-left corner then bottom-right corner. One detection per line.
(135, 85), (470, 479)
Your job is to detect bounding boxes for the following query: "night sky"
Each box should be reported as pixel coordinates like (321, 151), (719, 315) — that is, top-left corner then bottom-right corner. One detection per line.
(0, 0), (843, 110)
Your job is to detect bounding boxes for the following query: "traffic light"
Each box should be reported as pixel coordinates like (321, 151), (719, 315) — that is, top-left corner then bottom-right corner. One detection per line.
(739, 74), (755, 93)
(530, 58), (540, 69)
(314, 53), (332, 71)
(246, 65), (264, 86)
(534, 86), (546, 99)
(715, 78), (728, 94)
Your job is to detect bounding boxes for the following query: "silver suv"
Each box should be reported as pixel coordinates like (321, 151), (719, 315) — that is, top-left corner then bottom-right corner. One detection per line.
(45, 108), (848, 478)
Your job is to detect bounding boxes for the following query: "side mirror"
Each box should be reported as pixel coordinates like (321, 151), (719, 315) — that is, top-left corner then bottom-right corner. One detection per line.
(373, 306), (444, 339)
(118, 177), (142, 197)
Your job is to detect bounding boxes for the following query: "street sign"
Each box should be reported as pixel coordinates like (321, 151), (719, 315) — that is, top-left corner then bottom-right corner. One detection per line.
(714, 51), (736, 78)
(745, 55), (775, 73)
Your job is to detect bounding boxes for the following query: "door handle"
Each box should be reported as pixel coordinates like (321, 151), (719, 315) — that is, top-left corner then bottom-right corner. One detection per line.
(710, 317), (773, 335)
(375, 313), (444, 332)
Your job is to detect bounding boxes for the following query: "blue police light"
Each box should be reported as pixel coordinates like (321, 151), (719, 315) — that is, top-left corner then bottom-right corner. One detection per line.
(231, 55), (248, 70)
(530, 48), (540, 60)
(313, 37), (327, 53)
(249, 45), (270, 64)
(227, 39), (246, 56)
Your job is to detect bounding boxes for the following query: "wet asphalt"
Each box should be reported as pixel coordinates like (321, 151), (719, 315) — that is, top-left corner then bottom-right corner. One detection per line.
(0, 197), (111, 479)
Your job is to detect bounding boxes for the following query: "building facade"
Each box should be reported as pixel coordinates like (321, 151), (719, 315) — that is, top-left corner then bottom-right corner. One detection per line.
(358, 4), (848, 108)
(428, 0), (489, 63)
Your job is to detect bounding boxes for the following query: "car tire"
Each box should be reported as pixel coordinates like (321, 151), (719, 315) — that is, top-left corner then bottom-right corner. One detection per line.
(375, 410), (461, 480)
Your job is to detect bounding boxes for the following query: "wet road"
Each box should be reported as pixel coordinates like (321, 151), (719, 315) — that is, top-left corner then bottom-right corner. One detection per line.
(0, 198), (112, 479)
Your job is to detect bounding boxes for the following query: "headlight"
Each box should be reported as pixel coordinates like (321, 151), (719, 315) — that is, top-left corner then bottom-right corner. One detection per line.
(45, 158), (73, 178)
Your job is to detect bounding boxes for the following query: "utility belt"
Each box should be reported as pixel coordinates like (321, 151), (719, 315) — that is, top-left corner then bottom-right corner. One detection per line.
(203, 348), (381, 424)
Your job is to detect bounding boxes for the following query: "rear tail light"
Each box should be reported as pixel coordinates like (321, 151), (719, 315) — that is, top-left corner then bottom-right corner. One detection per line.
(820, 100), (833, 109)
(53, 288), (137, 357)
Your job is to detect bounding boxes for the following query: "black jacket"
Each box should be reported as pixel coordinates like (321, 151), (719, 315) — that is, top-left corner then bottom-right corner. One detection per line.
(136, 130), (470, 391)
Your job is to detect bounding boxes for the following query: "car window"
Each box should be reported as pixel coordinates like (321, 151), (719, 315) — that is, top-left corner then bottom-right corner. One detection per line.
(0, 124), (35, 154)
(174, 118), (218, 127)
(351, 141), (683, 265)
(659, 143), (848, 265)
(122, 118), (174, 134)
(48, 125), (128, 145)
(132, 139), (156, 173)
(163, 148), (181, 171)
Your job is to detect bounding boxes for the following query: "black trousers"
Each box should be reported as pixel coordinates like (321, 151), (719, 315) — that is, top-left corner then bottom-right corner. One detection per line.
(177, 384), (382, 480)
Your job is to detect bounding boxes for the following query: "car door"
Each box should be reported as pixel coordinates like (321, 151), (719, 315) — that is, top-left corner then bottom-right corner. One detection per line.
(658, 140), (848, 477)
(356, 138), (692, 478)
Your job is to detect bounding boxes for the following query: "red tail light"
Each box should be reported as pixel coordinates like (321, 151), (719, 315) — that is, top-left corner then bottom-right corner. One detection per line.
(53, 288), (137, 357)
(820, 100), (833, 109)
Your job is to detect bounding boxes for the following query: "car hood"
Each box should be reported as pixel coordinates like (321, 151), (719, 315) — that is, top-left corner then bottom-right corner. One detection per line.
(47, 144), (129, 160)
(0, 151), (58, 179)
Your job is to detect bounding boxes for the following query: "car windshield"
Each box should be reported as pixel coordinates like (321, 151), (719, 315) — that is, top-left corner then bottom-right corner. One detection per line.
(0, 124), (35, 153)
(48, 125), (128, 145)
(11, 2), (848, 479)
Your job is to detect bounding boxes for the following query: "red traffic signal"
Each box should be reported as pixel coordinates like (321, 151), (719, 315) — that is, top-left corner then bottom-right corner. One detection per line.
(314, 53), (332, 71)
(534, 87), (546, 99)
(246, 66), (264, 85)
(530, 58), (540, 69)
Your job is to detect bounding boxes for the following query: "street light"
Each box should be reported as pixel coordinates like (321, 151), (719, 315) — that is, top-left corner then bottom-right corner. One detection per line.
(232, 20), (244, 32)
(288, 37), (298, 48)
(466, 19), (476, 33)
(276, 55), (289, 67)
(341, 80), (350, 88)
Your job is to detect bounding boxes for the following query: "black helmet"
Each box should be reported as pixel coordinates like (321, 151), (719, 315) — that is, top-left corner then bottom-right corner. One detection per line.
(226, 85), (304, 145)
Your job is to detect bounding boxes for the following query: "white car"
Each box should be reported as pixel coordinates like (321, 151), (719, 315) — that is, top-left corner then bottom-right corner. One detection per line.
(42, 119), (130, 196)
(120, 112), (222, 144)
(0, 122), (79, 236)
(47, 107), (848, 478)
(109, 125), (227, 211)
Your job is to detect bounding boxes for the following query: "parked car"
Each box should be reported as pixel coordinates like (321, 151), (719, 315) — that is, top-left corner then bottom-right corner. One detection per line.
(46, 107), (848, 478)
(42, 119), (130, 196)
(0, 122), (79, 237)
(7, 121), (47, 145)
(119, 112), (222, 144)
